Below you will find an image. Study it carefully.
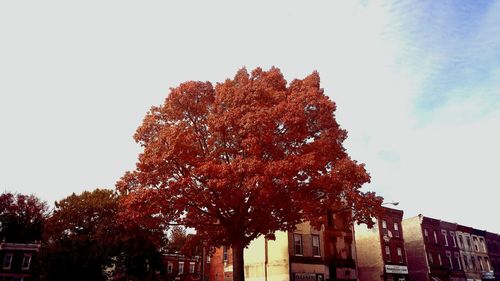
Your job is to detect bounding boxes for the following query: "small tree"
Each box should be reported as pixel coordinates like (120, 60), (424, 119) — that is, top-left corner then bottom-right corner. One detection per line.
(117, 67), (382, 281)
(0, 192), (48, 243)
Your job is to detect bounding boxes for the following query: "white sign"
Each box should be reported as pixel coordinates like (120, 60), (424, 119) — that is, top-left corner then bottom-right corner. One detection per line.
(385, 265), (409, 274)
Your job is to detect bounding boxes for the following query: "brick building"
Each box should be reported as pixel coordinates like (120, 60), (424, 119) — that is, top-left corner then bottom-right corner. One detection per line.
(0, 242), (40, 281)
(210, 210), (358, 281)
(159, 254), (202, 281)
(402, 215), (466, 281)
(355, 207), (409, 281)
(485, 232), (500, 280)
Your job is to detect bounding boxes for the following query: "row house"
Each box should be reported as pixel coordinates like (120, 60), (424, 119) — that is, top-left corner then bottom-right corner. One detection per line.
(403, 215), (466, 281)
(159, 254), (202, 281)
(0, 242), (40, 281)
(355, 207), (409, 281)
(210, 210), (358, 281)
(485, 232), (500, 280)
(402, 215), (495, 281)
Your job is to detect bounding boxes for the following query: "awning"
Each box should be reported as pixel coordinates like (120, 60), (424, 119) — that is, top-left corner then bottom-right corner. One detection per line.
(431, 277), (442, 281)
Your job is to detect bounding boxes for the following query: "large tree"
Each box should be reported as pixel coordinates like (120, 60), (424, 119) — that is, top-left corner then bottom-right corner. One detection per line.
(0, 192), (48, 243)
(117, 67), (382, 281)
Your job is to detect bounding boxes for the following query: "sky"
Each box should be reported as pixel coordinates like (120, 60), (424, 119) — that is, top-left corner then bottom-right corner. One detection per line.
(1, 1), (499, 233)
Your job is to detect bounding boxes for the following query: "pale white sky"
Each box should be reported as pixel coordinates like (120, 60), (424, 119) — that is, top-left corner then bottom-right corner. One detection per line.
(1, 1), (499, 233)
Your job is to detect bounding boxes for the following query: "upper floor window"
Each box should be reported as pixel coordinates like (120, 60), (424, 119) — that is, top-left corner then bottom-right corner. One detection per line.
(424, 229), (430, 242)
(450, 232), (457, 247)
(473, 237), (480, 251)
(480, 237), (486, 252)
(463, 255), (469, 270)
(433, 230), (438, 244)
(190, 262), (196, 273)
(455, 252), (462, 270)
(3, 253), (13, 270)
(459, 235), (464, 248)
(485, 257), (491, 271)
(312, 235), (321, 257)
(478, 256), (484, 271)
(428, 252), (434, 265)
(438, 253), (443, 266)
(382, 220), (388, 235)
(179, 261), (185, 274)
(466, 237), (472, 250)
(393, 223), (400, 238)
(446, 251), (453, 269)
(442, 230), (448, 246)
(22, 254), (32, 270)
(397, 247), (403, 263)
(471, 256), (476, 270)
(294, 234), (303, 256)
(385, 246), (391, 262)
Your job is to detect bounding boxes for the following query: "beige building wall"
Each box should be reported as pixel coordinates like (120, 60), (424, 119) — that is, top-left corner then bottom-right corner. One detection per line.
(355, 220), (384, 281)
(402, 216), (430, 281)
(244, 231), (290, 281)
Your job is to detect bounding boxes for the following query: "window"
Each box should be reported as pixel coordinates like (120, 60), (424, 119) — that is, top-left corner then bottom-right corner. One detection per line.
(471, 256), (476, 270)
(179, 261), (184, 274)
(385, 246), (391, 262)
(397, 247), (403, 263)
(223, 246), (228, 261)
(438, 253), (443, 266)
(478, 256), (484, 271)
(190, 262), (196, 273)
(455, 252), (462, 270)
(394, 223), (400, 238)
(382, 220), (388, 235)
(480, 238), (486, 252)
(167, 261), (173, 274)
(294, 234), (303, 255)
(463, 255), (469, 270)
(485, 257), (491, 271)
(424, 229), (429, 242)
(428, 252), (434, 265)
(3, 254), (13, 269)
(22, 254), (32, 270)
(433, 230), (438, 244)
(446, 251), (453, 269)
(450, 232), (456, 247)
(442, 230), (448, 246)
(466, 237), (472, 250)
(312, 235), (321, 257)
(458, 235), (464, 248)
(473, 237), (479, 251)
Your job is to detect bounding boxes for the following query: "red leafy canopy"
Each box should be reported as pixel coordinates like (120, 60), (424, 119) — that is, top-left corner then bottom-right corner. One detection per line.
(117, 67), (382, 248)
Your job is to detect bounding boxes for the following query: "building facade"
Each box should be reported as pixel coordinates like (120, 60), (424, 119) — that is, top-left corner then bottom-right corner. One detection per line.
(0, 242), (40, 281)
(159, 254), (202, 281)
(402, 215), (467, 281)
(485, 232), (500, 280)
(355, 207), (409, 281)
(210, 211), (358, 281)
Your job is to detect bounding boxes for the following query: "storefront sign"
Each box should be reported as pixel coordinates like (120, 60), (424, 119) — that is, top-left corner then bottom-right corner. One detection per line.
(385, 265), (409, 274)
(294, 273), (323, 281)
(482, 271), (495, 279)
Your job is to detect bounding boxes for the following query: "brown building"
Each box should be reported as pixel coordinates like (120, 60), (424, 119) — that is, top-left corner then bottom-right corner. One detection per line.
(485, 232), (500, 280)
(210, 210), (358, 281)
(0, 242), (40, 281)
(159, 254), (202, 281)
(355, 207), (409, 281)
(402, 215), (467, 281)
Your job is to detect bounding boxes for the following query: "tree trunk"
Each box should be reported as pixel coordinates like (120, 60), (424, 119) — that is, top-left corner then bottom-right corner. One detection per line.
(232, 242), (245, 281)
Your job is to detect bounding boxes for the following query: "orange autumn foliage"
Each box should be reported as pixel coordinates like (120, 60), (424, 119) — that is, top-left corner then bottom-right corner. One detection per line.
(117, 67), (382, 281)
